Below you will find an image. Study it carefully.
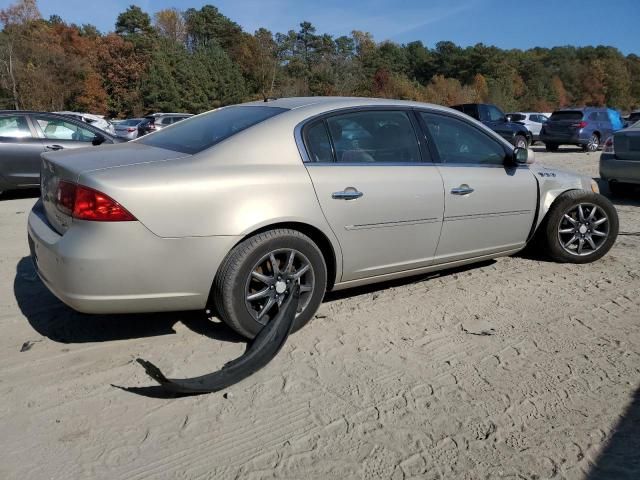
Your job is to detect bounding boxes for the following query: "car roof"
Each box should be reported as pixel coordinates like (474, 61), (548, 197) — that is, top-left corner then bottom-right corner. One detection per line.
(242, 96), (455, 115)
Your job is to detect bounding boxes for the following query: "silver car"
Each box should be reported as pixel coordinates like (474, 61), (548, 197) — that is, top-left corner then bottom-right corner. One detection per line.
(113, 118), (144, 140)
(28, 97), (619, 339)
(600, 121), (640, 195)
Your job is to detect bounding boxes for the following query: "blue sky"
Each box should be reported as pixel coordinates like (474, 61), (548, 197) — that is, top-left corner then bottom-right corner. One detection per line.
(5, 0), (639, 54)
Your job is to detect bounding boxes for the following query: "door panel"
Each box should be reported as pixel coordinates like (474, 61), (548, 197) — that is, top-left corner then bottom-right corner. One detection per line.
(306, 165), (444, 280)
(418, 110), (538, 263)
(0, 114), (44, 187)
(435, 165), (537, 262)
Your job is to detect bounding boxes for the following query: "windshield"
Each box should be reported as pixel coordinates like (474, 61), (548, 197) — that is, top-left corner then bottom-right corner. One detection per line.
(550, 111), (583, 122)
(138, 106), (287, 154)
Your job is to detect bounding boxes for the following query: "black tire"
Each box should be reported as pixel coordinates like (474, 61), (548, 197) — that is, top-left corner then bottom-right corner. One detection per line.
(608, 181), (627, 197)
(542, 190), (618, 264)
(545, 143), (559, 152)
(212, 229), (327, 339)
(513, 135), (528, 149)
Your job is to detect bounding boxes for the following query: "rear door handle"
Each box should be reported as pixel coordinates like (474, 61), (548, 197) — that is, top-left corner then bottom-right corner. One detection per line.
(451, 185), (474, 195)
(332, 188), (364, 200)
(45, 145), (64, 151)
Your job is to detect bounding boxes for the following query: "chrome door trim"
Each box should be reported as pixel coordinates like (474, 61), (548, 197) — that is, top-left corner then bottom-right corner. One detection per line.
(345, 217), (440, 231)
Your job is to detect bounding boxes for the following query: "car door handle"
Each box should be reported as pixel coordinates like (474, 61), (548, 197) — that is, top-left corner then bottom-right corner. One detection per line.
(451, 185), (474, 195)
(45, 145), (64, 151)
(332, 189), (364, 200)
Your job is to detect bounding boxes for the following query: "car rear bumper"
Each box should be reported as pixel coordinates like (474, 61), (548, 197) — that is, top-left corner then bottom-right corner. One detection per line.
(540, 132), (586, 145)
(27, 200), (239, 314)
(600, 154), (640, 184)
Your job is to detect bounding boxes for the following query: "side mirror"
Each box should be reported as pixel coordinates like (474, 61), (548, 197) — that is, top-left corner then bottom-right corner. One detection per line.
(513, 147), (535, 165)
(92, 134), (106, 146)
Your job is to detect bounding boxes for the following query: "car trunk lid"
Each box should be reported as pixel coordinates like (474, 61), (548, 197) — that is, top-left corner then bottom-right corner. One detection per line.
(40, 142), (189, 234)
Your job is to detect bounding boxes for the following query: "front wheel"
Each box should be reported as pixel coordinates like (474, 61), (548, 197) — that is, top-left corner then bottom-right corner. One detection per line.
(212, 229), (327, 339)
(542, 190), (618, 264)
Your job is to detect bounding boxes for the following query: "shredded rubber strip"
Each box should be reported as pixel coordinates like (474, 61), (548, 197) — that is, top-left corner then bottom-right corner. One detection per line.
(133, 283), (300, 396)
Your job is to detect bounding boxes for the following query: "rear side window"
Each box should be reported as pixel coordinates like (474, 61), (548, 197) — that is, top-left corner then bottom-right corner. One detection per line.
(324, 110), (421, 163)
(0, 115), (31, 138)
(139, 106), (287, 154)
(421, 112), (505, 165)
(550, 111), (583, 121)
(35, 116), (96, 142)
(304, 121), (333, 163)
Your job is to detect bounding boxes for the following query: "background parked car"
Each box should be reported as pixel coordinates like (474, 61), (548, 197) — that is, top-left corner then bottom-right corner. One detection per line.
(540, 107), (624, 152)
(600, 122), (640, 195)
(137, 113), (193, 136)
(451, 103), (532, 148)
(507, 112), (549, 143)
(0, 111), (121, 195)
(54, 111), (115, 135)
(114, 118), (145, 140)
(626, 110), (640, 125)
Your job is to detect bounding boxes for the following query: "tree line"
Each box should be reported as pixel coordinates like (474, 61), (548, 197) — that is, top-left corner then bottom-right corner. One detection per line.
(0, 0), (638, 118)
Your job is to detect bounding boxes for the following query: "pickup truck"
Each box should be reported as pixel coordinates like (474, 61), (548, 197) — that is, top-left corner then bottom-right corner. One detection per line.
(451, 103), (532, 148)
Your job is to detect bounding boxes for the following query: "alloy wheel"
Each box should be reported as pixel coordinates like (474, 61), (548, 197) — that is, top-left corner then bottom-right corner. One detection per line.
(587, 134), (599, 152)
(244, 248), (315, 324)
(557, 203), (609, 256)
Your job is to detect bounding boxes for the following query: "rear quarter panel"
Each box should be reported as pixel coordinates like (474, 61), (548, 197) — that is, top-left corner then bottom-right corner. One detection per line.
(78, 117), (342, 266)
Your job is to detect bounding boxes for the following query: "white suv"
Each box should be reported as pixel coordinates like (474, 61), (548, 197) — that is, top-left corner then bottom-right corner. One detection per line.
(507, 112), (549, 143)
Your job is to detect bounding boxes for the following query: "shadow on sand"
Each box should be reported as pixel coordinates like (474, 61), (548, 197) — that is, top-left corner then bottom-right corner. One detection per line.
(586, 386), (640, 479)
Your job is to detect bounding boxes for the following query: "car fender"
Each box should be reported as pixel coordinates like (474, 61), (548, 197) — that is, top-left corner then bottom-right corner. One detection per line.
(531, 164), (593, 231)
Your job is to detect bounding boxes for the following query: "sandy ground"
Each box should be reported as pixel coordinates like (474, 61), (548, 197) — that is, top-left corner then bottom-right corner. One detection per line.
(1, 147), (639, 480)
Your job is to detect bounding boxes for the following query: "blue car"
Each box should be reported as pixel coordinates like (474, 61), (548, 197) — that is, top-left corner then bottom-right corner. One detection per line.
(540, 107), (625, 152)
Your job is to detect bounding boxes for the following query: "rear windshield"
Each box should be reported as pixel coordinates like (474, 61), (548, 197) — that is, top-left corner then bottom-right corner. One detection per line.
(550, 111), (583, 121)
(139, 106), (287, 154)
(509, 113), (526, 121)
(121, 118), (142, 126)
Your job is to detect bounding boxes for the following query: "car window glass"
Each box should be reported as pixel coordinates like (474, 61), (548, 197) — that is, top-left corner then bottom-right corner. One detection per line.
(420, 112), (505, 166)
(35, 116), (96, 142)
(0, 115), (32, 138)
(304, 121), (333, 163)
(138, 106), (287, 154)
(588, 112), (598, 121)
(598, 112), (609, 122)
(486, 105), (504, 122)
(325, 111), (421, 163)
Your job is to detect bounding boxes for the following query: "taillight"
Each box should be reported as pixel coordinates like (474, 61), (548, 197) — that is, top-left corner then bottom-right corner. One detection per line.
(127, 127), (136, 132)
(571, 121), (588, 129)
(603, 136), (615, 154)
(55, 181), (136, 222)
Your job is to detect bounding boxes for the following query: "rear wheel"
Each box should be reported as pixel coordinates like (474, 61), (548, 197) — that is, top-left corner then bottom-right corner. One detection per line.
(212, 229), (327, 339)
(542, 190), (618, 264)
(583, 133), (600, 152)
(545, 143), (559, 152)
(608, 181), (627, 196)
(513, 135), (528, 149)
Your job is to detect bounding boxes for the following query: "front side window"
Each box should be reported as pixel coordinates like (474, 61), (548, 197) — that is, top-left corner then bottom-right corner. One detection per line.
(139, 106), (287, 154)
(324, 110), (421, 163)
(420, 112), (506, 166)
(35, 116), (96, 142)
(0, 115), (32, 139)
(486, 105), (505, 122)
